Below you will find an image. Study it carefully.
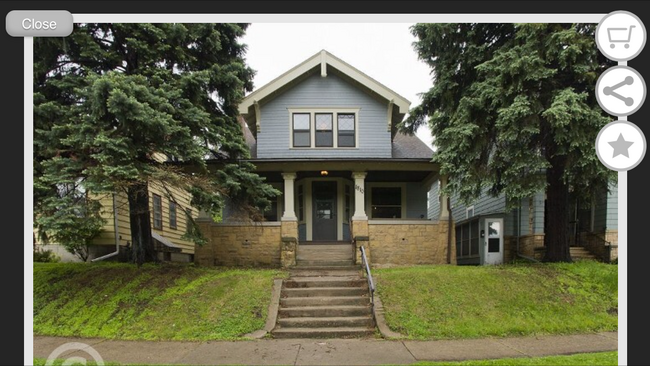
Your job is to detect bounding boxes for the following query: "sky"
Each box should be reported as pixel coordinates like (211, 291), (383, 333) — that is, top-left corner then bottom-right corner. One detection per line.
(240, 23), (435, 147)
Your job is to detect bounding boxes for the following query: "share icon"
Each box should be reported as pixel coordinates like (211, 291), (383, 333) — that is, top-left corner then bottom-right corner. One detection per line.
(603, 76), (635, 106)
(596, 65), (646, 116)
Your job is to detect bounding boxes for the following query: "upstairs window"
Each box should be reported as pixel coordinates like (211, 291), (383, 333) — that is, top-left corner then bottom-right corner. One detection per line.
(337, 114), (356, 147)
(290, 109), (358, 148)
(292, 113), (311, 147)
(152, 194), (163, 230)
(169, 201), (177, 229)
(315, 113), (333, 147)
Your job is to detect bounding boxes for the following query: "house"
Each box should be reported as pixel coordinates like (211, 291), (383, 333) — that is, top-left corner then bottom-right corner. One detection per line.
(37, 181), (198, 263)
(428, 180), (618, 264)
(195, 50), (456, 268)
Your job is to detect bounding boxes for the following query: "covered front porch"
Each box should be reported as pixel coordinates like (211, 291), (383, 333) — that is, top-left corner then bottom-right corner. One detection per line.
(259, 160), (455, 267)
(195, 160), (455, 268)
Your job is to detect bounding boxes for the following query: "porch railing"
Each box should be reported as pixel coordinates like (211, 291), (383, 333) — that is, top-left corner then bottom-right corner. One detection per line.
(359, 246), (375, 306)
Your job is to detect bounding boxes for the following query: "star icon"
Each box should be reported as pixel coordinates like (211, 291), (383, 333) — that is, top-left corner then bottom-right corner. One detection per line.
(608, 133), (634, 158)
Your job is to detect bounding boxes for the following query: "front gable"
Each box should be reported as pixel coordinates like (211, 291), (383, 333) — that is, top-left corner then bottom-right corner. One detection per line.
(239, 51), (415, 160)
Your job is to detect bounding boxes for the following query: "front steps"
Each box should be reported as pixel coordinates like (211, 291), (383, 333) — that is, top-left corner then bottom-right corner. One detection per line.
(570, 246), (598, 261)
(272, 244), (375, 339)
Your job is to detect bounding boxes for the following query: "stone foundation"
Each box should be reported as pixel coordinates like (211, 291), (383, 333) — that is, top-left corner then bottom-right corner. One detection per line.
(195, 221), (282, 267)
(366, 220), (453, 267)
(351, 219), (369, 265)
(580, 230), (618, 262)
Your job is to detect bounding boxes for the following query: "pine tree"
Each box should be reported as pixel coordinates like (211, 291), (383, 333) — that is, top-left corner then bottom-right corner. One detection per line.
(34, 23), (277, 265)
(403, 23), (615, 262)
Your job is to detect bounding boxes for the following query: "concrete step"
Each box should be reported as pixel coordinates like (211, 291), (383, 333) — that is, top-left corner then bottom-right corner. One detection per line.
(278, 305), (372, 318)
(570, 248), (591, 252)
(570, 248), (598, 260)
(292, 265), (360, 271)
(278, 316), (374, 328)
(271, 327), (374, 339)
(281, 296), (370, 307)
(282, 287), (368, 298)
(296, 260), (356, 266)
(289, 270), (361, 278)
(284, 278), (367, 288)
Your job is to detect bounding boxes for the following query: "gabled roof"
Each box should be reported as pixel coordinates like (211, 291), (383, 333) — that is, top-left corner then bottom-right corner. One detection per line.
(391, 132), (434, 160)
(239, 50), (411, 135)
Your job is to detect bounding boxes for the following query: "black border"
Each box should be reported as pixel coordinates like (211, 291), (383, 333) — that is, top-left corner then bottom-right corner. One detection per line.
(4, 1), (648, 365)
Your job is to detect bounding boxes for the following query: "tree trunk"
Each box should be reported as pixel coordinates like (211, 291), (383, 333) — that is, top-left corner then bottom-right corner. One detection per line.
(127, 182), (157, 266)
(543, 157), (572, 262)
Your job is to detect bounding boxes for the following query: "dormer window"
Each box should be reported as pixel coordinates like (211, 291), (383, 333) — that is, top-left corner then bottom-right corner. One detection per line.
(290, 108), (358, 148)
(337, 114), (355, 147)
(315, 113), (333, 147)
(292, 113), (311, 147)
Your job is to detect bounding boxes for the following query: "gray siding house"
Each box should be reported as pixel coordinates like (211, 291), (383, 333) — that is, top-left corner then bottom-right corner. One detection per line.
(196, 50), (456, 268)
(428, 180), (618, 264)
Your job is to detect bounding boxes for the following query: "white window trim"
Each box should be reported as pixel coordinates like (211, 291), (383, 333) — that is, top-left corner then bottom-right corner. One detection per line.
(366, 182), (407, 220)
(466, 205), (475, 219)
(288, 107), (360, 149)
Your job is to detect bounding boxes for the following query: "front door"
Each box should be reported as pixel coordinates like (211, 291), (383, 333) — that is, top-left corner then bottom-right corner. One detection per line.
(312, 181), (337, 241)
(484, 218), (504, 265)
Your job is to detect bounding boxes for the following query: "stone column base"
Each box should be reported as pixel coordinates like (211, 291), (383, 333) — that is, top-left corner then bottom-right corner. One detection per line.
(281, 237), (297, 268)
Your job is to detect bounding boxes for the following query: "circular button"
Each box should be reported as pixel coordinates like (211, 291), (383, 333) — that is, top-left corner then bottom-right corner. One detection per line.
(596, 10), (646, 62)
(596, 120), (647, 171)
(596, 66), (646, 117)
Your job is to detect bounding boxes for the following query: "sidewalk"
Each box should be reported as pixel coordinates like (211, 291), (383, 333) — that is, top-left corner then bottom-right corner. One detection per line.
(34, 332), (618, 365)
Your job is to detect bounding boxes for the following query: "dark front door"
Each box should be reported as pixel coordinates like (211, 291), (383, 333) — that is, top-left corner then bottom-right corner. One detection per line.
(312, 181), (337, 241)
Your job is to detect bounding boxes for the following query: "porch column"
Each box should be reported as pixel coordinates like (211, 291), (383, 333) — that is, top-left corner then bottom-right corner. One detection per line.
(281, 172), (297, 221)
(280, 172), (298, 268)
(351, 172), (368, 220)
(351, 172), (369, 266)
(439, 175), (450, 220)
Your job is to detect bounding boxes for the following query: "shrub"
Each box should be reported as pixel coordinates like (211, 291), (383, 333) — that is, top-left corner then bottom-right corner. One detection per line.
(34, 248), (59, 263)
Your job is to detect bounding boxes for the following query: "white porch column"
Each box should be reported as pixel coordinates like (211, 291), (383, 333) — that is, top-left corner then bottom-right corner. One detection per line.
(439, 175), (450, 220)
(352, 172), (368, 220)
(281, 172), (297, 221)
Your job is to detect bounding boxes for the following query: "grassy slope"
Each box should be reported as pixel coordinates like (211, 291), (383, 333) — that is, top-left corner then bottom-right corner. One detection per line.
(375, 261), (617, 339)
(34, 262), (286, 341)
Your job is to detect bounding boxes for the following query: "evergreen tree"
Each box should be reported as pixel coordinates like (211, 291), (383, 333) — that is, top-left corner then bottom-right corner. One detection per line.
(34, 23), (277, 265)
(403, 23), (614, 262)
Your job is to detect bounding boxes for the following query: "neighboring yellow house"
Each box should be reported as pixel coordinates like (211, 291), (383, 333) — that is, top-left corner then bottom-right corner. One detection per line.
(39, 181), (198, 263)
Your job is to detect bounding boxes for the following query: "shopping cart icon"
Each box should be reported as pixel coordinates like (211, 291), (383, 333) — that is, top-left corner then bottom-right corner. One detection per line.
(607, 25), (636, 48)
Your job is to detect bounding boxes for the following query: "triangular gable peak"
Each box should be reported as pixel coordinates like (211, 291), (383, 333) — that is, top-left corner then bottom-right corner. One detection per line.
(239, 50), (410, 137)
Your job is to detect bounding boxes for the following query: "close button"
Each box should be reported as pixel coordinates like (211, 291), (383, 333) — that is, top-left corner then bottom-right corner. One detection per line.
(6, 10), (73, 37)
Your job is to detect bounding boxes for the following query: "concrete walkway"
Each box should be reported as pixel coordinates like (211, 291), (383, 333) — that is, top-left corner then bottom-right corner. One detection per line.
(34, 332), (617, 365)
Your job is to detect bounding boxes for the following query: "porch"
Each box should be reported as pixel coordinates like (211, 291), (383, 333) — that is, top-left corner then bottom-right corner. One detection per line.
(196, 161), (455, 268)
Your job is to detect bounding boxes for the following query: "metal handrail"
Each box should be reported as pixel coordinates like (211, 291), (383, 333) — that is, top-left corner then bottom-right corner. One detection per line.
(360, 246), (375, 305)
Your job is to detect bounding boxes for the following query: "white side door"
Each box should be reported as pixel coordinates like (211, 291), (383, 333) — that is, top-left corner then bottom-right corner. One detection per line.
(484, 218), (504, 265)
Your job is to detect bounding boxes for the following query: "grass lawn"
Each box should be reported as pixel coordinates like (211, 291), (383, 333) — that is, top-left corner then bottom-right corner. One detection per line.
(375, 261), (617, 340)
(34, 262), (287, 341)
(34, 351), (618, 366)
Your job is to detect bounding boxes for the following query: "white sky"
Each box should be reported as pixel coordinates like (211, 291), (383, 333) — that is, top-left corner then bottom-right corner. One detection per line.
(240, 23), (435, 147)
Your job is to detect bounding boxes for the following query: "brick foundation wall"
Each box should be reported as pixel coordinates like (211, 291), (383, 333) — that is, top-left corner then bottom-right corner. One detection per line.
(580, 230), (618, 262)
(195, 221), (282, 267)
(367, 220), (453, 267)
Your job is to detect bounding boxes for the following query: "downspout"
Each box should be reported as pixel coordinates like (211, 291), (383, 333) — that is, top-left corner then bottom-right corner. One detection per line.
(446, 197), (452, 264)
(92, 193), (120, 262)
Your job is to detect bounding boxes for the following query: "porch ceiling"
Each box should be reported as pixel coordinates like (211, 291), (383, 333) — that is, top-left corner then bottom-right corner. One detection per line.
(250, 159), (437, 174)
(259, 170), (434, 183)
